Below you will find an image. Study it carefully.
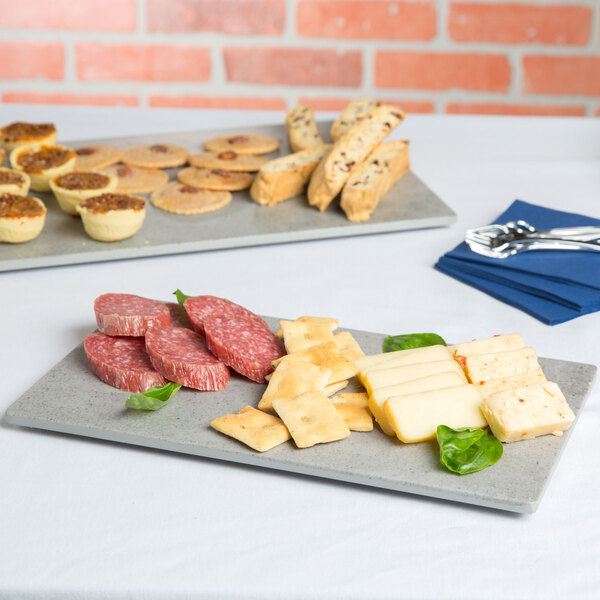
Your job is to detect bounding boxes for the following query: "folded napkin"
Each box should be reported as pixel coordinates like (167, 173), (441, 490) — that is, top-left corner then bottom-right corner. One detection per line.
(436, 200), (600, 325)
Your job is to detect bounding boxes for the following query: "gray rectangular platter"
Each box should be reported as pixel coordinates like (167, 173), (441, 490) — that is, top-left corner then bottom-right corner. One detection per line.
(0, 121), (456, 272)
(5, 316), (596, 513)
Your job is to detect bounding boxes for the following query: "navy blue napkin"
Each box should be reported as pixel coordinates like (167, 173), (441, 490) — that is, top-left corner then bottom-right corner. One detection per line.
(436, 200), (600, 325)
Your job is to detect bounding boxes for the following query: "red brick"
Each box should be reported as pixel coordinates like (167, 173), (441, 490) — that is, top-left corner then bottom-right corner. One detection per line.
(76, 43), (211, 82)
(297, 1), (436, 40)
(2, 92), (139, 107)
(148, 96), (286, 110)
(596, 107), (600, 117)
(0, 0), (135, 31)
(224, 47), (361, 87)
(446, 102), (585, 117)
(0, 42), (64, 80)
(376, 51), (510, 92)
(298, 97), (434, 113)
(449, 3), (591, 45)
(523, 56), (600, 96)
(147, 0), (284, 35)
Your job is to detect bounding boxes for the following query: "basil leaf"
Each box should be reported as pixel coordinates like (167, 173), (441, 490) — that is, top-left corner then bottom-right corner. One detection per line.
(173, 289), (191, 308)
(383, 333), (446, 353)
(126, 382), (182, 411)
(437, 425), (503, 475)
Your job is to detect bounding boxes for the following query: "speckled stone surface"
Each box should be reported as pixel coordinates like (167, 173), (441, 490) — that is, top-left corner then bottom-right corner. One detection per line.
(0, 121), (456, 273)
(5, 317), (595, 513)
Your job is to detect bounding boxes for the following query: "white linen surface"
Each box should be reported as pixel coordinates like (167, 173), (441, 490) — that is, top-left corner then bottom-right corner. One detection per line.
(1, 106), (599, 600)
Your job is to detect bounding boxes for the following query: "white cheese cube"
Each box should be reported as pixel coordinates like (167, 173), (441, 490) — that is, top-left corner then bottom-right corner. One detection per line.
(464, 347), (539, 385)
(482, 382), (574, 443)
(383, 384), (486, 443)
(452, 333), (525, 359)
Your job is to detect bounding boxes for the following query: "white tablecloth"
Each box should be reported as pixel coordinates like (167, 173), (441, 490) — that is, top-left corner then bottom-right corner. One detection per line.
(1, 106), (599, 599)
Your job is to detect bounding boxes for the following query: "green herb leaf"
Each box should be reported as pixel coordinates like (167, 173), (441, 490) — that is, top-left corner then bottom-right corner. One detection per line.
(383, 333), (446, 353)
(437, 425), (503, 475)
(173, 289), (191, 308)
(126, 382), (182, 411)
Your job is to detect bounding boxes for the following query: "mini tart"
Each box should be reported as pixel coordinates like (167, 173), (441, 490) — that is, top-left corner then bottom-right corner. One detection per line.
(0, 147), (6, 164)
(100, 164), (169, 194)
(150, 182), (232, 215)
(74, 144), (123, 171)
(0, 167), (31, 196)
(189, 151), (267, 172)
(178, 167), (253, 191)
(1, 122), (57, 152)
(121, 143), (189, 169)
(10, 144), (76, 192)
(0, 193), (46, 243)
(50, 171), (118, 215)
(77, 193), (146, 242)
(203, 134), (279, 156)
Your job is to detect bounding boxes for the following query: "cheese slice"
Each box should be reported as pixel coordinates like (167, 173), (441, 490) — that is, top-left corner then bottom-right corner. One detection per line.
(383, 384), (486, 443)
(476, 367), (546, 399)
(365, 360), (466, 395)
(464, 347), (539, 384)
(368, 371), (465, 436)
(452, 333), (525, 360)
(482, 381), (574, 443)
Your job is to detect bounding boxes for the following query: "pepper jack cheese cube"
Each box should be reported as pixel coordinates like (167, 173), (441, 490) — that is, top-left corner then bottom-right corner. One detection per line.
(476, 367), (546, 399)
(452, 333), (525, 360)
(463, 347), (539, 385)
(383, 384), (487, 443)
(482, 382), (574, 443)
(368, 371), (466, 436)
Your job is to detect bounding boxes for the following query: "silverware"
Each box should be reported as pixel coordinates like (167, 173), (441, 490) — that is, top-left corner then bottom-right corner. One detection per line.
(466, 235), (600, 259)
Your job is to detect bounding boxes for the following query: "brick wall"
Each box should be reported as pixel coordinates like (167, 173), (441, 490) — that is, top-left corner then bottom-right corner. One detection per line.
(1, 0), (599, 116)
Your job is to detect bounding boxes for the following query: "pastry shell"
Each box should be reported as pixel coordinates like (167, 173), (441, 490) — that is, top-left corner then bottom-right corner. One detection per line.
(0, 167), (31, 197)
(10, 144), (76, 192)
(0, 194), (46, 243)
(50, 171), (118, 215)
(1, 122), (57, 153)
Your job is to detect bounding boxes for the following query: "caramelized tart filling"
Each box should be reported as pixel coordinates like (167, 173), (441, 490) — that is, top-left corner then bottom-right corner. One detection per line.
(0, 171), (25, 185)
(17, 146), (75, 174)
(80, 193), (145, 214)
(2, 122), (56, 143)
(55, 172), (110, 190)
(0, 193), (44, 219)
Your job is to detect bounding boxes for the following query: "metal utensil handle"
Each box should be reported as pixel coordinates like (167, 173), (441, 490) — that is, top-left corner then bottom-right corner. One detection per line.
(530, 226), (600, 241)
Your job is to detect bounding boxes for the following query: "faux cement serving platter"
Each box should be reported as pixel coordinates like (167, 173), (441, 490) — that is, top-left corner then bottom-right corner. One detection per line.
(4, 317), (596, 514)
(0, 121), (456, 272)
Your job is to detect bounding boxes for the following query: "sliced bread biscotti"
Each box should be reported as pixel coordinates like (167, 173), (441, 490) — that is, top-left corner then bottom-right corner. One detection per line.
(250, 145), (331, 207)
(340, 140), (409, 222)
(307, 104), (405, 212)
(330, 99), (381, 142)
(286, 105), (325, 152)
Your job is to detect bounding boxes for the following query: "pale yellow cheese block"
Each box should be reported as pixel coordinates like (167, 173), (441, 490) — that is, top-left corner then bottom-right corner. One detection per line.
(464, 347), (539, 385)
(452, 333), (525, 359)
(384, 384), (486, 443)
(476, 367), (546, 399)
(482, 382), (574, 443)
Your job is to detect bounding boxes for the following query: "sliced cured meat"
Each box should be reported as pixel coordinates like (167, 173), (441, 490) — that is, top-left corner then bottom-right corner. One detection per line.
(145, 326), (230, 391)
(165, 302), (193, 329)
(84, 333), (167, 393)
(94, 293), (172, 336)
(204, 315), (285, 383)
(183, 295), (269, 335)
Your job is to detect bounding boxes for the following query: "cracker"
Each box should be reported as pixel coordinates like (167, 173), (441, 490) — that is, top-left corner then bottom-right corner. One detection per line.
(275, 315), (338, 338)
(210, 405), (290, 452)
(122, 143), (189, 169)
(333, 331), (365, 361)
(332, 392), (373, 431)
(272, 391), (350, 449)
(189, 151), (267, 172)
(324, 380), (348, 396)
(100, 164), (168, 194)
(74, 144), (123, 171)
(150, 181), (231, 215)
(178, 167), (253, 191)
(258, 357), (331, 413)
(279, 320), (336, 354)
(203, 134), (279, 156)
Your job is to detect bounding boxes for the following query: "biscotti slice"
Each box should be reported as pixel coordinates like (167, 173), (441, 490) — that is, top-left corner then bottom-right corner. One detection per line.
(307, 104), (405, 212)
(340, 140), (409, 222)
(286, 105), (325, 152)
(250, 145), (330, 207)
(330, 99), (381, 142)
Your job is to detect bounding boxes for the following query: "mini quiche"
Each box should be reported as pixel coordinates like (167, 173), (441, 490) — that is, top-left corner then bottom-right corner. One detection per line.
(77, 193), (146, 242)
(0, 167), (31, 196)
(0, 193), (47, 243)
(50, 171), (117, 215)
(10, 144), (76, 192)
(1, 122), (57, 152)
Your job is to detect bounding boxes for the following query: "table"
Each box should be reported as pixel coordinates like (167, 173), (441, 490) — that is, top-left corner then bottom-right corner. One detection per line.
(1, 105), (599, 599)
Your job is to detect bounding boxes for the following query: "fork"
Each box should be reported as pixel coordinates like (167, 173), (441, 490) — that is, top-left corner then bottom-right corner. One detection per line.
(465, 235), (600, 259)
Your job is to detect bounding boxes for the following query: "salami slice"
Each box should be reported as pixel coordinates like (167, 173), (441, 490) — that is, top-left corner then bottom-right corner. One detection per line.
(94, 293), (172, 337)
(204, 315), (285, 383)
(183, 295), (269, 335)
(165, 302), (193, 329)
(84, 333), (167, 393)
(145, 326), (230, 390)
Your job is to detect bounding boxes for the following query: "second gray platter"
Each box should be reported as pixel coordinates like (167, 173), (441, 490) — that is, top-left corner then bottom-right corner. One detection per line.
(0, 121), (456, 272)
(4, 317), (596, 513)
